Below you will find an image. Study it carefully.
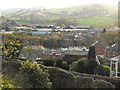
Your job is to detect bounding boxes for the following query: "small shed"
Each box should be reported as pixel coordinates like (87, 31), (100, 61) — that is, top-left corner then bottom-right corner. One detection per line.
(108, 55), (120, 77)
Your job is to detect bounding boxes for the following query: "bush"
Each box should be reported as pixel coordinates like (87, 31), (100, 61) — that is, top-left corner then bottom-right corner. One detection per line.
(47, 67), (115, 88)
(43, 59), (54, 66)
(62, 61), (69, 70)
(85, 59), (97, 74)
(48, 67), (76, 88)
(2, 60), (21, 78)
(54, 60), (69, 70)
(70, 59), (85, 73)
(93, 79), (115, 88)
(95, 65), (110, 76)
(2, 60), (21, 70)
(54, 59), (63, 68)
(94, 64), (104, 76)
(15, 60), (52, 88)
(103, 65), (110, 76)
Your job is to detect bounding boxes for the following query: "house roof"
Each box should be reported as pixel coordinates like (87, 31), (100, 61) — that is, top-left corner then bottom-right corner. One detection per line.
(105, 43), (120, 52)
(108, 55), (120, 62)
(111, 43), (120, 52)
(92, 41), (106, 48)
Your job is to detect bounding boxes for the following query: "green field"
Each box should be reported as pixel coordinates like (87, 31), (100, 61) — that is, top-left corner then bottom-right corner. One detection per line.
(70, 17), (116, 27)
(1, 3), (117, 28)
(13, 16), (116, 27)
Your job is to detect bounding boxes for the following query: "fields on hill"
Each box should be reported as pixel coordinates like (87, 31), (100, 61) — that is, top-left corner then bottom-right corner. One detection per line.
(13, 16), (116, 27)
(0, 3), (117, 27)
(71, 17), (116, 27)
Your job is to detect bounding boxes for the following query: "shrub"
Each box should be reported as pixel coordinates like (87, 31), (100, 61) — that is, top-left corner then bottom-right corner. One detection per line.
(95, 65), (110, 76)
(54, 59), (63, 68)
(15, 60), (52, 88)
(2, 60), (21, 78)
(70, 59), (85, 73)
(48, 67), (76, 88)
(43, 59), (54, 66)
(85, 59), (97, 74)
(103, 65), (110, 76)
(2, 60), (21, 70)
(70, 60), (79, 72)
(94, 64), (104, 76)
(62, 61), (69, 70)
(47, 67), (114, 88)
(93, 79), (115, 88)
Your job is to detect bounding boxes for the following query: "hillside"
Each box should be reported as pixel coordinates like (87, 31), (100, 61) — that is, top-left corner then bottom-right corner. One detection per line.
(49, 3), (117, 18)
(0, 3), (117, 27)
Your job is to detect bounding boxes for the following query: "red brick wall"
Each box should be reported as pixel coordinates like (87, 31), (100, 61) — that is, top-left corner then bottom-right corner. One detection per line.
(95, 46), (105, 55)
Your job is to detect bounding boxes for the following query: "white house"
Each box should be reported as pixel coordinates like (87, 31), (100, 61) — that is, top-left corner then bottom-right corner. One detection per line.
(108, 55), (120, 78)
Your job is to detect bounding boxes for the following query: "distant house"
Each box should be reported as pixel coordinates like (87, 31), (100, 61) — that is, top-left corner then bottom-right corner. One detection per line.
(78, 50), (89, 56)
(76, 26), (92, 29)
(104, 43), (120, 59)
(108, 55), (120, 77)
(104, 46), (113, 59)
(92, 41), (106, 57)
(35, 25), (51, 29)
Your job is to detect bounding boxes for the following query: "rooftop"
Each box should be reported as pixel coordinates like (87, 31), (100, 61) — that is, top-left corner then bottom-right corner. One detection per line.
(108, 55), (120, 62)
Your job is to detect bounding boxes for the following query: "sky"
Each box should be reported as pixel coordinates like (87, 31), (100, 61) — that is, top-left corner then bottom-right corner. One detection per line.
(0, 0), (119, 10)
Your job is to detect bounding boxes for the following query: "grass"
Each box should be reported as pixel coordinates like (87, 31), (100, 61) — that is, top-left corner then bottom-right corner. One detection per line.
(13, 16), (116, 27)
(70, 16), (116, 27)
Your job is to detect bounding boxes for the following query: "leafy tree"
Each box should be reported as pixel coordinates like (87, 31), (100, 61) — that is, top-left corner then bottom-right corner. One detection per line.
(2, 39), (23, 59)
(100, 30), (118, 45)
(15, 60), (52, 88)
(1, 78), (15, 89)
(55, 18), (77, 26)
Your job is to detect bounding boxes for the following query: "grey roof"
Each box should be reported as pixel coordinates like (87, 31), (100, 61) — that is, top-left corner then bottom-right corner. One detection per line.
(106, 43), (120, 52)
(62, 54), (81, 62)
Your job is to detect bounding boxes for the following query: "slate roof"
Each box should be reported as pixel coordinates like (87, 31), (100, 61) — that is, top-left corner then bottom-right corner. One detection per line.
(62, 54), (82, 62)
(105, 43), (120, 52)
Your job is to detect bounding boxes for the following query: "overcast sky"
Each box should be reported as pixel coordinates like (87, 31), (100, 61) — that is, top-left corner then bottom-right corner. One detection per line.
(0, 0), (119, 10)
